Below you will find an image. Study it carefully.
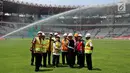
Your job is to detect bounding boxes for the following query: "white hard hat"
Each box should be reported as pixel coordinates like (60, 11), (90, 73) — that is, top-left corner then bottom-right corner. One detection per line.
(85, 33), (91, 37)
(49, 32), (53, 35)
(54, 32), (58, 36)
(63, 33), (67, 36)
(68, 33), (73, 36)
(57, 35), (60, 38)
(42, 32), (45, 36)
(37, 31), (42, 34)
(78, 34), (82, 37)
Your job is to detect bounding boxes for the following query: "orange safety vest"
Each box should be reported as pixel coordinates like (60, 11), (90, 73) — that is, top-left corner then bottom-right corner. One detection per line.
(61, 39), (69, 52)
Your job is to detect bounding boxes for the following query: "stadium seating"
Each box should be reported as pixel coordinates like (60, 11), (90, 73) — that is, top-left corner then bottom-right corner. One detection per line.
(1, 0), (130, 39)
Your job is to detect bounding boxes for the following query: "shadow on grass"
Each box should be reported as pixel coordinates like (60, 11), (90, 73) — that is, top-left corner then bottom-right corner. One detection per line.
(45, 64), (68, 68)
(58, 65), (69, 67)
(39, 69), (53, 72)
(92, 68), (102, 71)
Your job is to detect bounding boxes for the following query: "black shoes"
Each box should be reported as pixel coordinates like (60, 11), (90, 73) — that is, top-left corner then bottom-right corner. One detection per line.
(31, 63), (34, 66)
(35, 68), (39, 72)
(43, 65), (47, 67)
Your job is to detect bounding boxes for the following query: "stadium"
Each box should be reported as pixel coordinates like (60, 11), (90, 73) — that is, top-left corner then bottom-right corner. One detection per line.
(0, 0), (130, 73)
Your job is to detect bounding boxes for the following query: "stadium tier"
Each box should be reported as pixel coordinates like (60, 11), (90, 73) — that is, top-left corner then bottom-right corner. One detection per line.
(0, 0), (130, 39)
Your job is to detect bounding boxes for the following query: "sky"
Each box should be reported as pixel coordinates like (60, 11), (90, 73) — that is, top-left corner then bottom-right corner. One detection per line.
(17, 0), (122, 6)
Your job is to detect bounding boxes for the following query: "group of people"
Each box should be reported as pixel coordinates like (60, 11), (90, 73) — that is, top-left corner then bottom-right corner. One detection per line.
(30, 31), (94, 72)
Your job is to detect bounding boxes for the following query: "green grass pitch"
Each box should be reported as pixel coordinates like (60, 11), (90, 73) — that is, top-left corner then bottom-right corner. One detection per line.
(0, 39), (130, 73)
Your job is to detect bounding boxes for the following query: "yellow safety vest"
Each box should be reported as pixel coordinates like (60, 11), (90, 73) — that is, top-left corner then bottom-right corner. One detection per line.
(85, 39), (93, 54)
(41, 39), (48, 53)
(35, 37), (42, 53)
(47, 39), (53, 52)
(53, 41), (61, 54)
(55, 42), (61, 49)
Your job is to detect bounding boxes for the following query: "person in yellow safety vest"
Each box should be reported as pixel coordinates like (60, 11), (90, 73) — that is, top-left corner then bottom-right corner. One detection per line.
(52, 35), (61, 67)
(41, 32), (48, 67)
(52, 32), (58, 42)
(47, 32), (53, 65)
(30, 37), (35, 66)
(85, 33), (94, 70)
(32, 31), (43, 72)
(61, 33), (69, 65)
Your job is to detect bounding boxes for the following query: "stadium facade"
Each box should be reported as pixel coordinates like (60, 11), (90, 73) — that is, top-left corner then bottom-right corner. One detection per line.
(0, 0), (78, 37)
(0, 0), (130, 39)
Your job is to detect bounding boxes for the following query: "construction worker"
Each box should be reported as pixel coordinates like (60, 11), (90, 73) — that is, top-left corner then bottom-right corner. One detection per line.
(32, 31), (43, 72)
(52, 35), (61, 67)
(61, 33), (69, 65)
(30, 37), (35, 66)
(41, 32), (47, 67)
(67, 33), (75, 68)
(85, 33), (94, 70)
(74, 33), (79, 64)
(47, 32), (53, 65)
(76, 34), (85, 68)
(53, 32), (58, 42)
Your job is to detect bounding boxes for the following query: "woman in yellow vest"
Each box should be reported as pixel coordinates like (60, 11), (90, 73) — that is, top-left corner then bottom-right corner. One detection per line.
(85, 33), (94, 70)
(32, 31), (43, 72)
(52, 35), (61, 67)
(61, 33), (69, 65)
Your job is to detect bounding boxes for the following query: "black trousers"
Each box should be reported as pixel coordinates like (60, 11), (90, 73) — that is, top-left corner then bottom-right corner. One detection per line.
(42, 53), (47, 67)
(77, 52), (85, 67)
(62, 52), (68, 64)
(47, 51), (51, 65)
(75, 51), (79, 64)
(68, 49), (75, 67)
(52, 55), (60, 66)
(86, 54), (92, 70)
(35, 53), (42, 70)
(31, 52), (35, 64)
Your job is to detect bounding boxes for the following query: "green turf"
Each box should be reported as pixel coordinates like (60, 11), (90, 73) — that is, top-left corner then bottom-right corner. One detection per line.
(0, 39), (130, 73)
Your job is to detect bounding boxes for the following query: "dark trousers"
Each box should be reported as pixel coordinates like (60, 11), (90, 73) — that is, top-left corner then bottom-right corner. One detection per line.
(62, 52), (68, 64)
(42, 53), (47, 67)
(74, 51), (79, 64)
(31, 52), (35, 64)
(68, 49), (75, 67)
(77, 53), (85, 67)
(52, 55), (60, 66)
(35, 53), (42, 70)
(47, 51), (51, 65)
(86, 54), (92, 70)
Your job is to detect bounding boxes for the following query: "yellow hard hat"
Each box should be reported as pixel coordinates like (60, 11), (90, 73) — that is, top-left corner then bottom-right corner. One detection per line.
(74, 33), (78, 37)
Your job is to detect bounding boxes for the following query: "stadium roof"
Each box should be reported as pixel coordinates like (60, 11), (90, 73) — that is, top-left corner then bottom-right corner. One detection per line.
(3, 0), (81, 15)
(39, 2), (130, 26)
